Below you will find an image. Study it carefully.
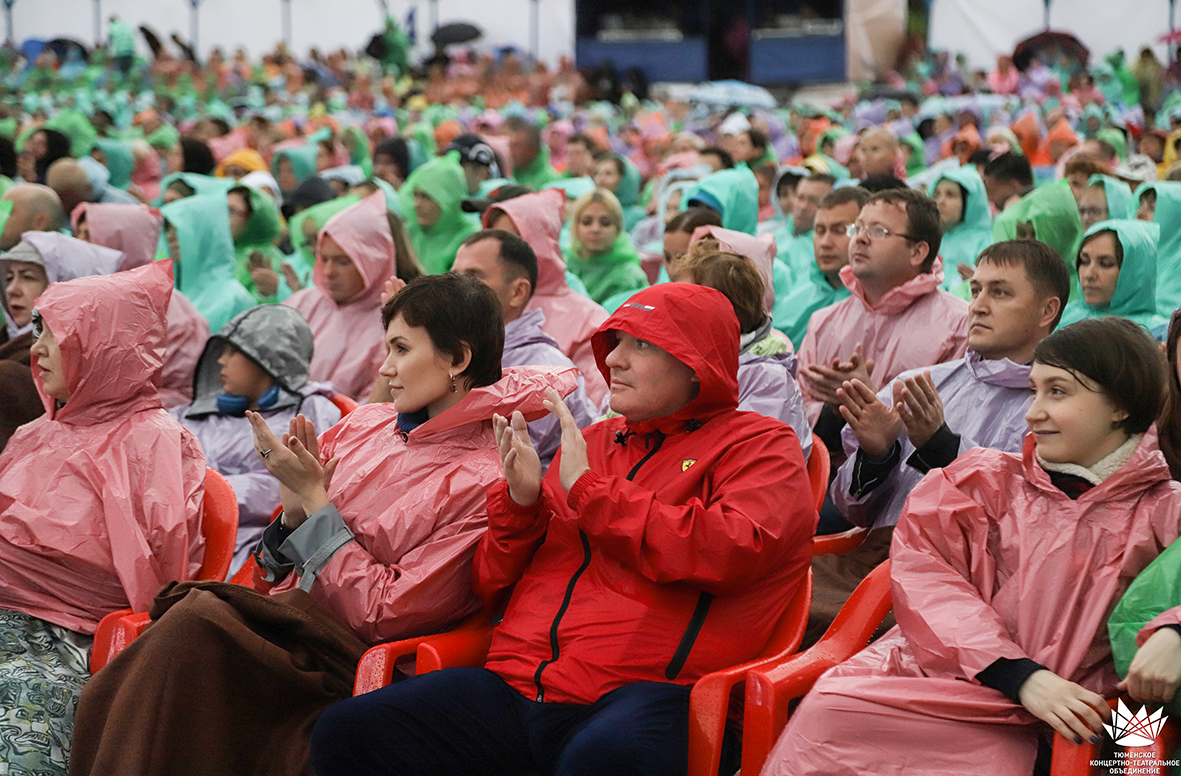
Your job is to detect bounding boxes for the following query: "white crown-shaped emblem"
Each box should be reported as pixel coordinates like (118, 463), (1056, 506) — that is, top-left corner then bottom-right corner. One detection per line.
(1104, 699), (1167, 747)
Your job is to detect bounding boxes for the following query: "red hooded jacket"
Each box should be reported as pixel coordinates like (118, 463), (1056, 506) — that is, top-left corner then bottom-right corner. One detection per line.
(475, 283), (817, 704)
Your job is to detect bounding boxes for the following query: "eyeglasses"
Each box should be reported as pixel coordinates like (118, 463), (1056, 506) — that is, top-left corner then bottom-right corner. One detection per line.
(30, 310), (43, 339)
(1078, 207), (1107, 220)
(846, 223), (918, 241)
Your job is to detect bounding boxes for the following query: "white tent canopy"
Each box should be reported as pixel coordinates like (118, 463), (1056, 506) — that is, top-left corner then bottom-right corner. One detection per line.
(930, 0), (1174, 71)
(10, 0), (574, 66)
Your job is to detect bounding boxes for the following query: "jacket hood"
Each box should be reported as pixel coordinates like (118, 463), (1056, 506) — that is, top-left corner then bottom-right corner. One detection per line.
(72, 202), (163, 270)
(615, 155), (642, 208)
(1, 232), (124, 337)
(155, 172), (234, 206)
(400, 152), (479, 273)
(840, 260), (945, 315)
(231, 184), (282, 250)
(1077, 219), (1160, 317)
(270, 142), (320, 190)
(160, 193), (238, 295)
(991, 180), (1082, 263)
(690, 225), (777, 312)
(1134, 181), (1181, 264)
(315, 190), (397, 308)
(290, 194), (360, 268)
(487, 188), (568, 296)
(187, 304), (315, 418)
(34, 260), (172, 423)
(215, 148), (268, 178)
(92, 138), (135, 190)
(684, 166), (760, 235)
(1088, 174), (1132, 221)
(591, 283), (740, 431)
(932, 164), (992, 235)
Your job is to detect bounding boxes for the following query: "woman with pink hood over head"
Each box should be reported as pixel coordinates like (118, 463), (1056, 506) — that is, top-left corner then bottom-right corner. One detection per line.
(483, 188), (610, 405)
(284, 191), (400, 402)
(0, 260), (205, 775)
(72, 202), (211, 408)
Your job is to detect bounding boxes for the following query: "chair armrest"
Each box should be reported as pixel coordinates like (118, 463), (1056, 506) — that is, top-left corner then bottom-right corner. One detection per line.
(352, 613), (495, 695)
(89, 610), (151, 673)
(353, 635), (437, 695)
(812, 527), (869, 556)
(416, 625), (496, 673)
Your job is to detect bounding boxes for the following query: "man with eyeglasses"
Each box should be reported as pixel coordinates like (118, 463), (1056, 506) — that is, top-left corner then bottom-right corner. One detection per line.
(796, 188), (969, 466)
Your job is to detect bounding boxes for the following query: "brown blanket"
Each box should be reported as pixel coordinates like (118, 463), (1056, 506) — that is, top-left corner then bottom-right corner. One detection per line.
(70, 580), (368, 776)
(803, 526), (896, 650)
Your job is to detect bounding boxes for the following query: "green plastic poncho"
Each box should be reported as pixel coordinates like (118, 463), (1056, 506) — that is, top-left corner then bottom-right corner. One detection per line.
(1109, 536), (1181, 716)
(45, 109), (97, 158)
(231, 185), (289, 303)
(683, 166), (761, 236)
(108, 18), (136, 57)
(931, 164), (993, 290)
(901, 133), (927, 177)
(773, 261), (852, 349)
(615, 156), (647, 232)
(342, 125), (373, 178)
(512, 143), (561, 192)
(1132, 182), (1181, 317)
(399, 153), (479, 274)
(155, 172), (235, 206)
(563, 231), (648, 305)
(1088, 174), (1132, 223)
(91, 138), (135, 190)
(160, 194), (256, 332)
(288, 195), (361, 287)
(271, 145), (320, 196)
(1058, 220), (1166, 331)
(991, 180), (1083, 296)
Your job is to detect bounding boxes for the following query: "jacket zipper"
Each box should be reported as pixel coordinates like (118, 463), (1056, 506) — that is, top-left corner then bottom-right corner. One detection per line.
(532, 431), (666, 701)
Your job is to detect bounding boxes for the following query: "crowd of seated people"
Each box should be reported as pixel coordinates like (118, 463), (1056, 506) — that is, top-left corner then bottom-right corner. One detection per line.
(9, 24), (1181, 776)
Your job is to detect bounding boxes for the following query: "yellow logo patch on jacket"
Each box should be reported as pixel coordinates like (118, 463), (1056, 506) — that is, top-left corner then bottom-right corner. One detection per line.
(682, 459), (697, 472)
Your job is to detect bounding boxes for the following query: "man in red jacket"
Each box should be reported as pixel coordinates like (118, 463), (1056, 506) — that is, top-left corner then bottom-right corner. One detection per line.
(311, 283), (817, 776)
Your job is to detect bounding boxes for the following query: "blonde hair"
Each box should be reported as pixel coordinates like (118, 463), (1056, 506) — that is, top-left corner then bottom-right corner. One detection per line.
(570, 187), (624, 255)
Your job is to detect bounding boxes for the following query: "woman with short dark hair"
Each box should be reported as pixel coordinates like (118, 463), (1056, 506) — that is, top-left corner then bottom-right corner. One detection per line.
(70, 273), (578, 776)
(764, 316), (1181, 776)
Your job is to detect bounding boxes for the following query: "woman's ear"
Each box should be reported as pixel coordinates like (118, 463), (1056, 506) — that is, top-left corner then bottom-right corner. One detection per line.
(451, 342), (474, 380)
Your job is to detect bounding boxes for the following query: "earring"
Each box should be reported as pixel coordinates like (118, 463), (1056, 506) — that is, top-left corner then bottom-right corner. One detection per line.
(449, 373), (457, 393)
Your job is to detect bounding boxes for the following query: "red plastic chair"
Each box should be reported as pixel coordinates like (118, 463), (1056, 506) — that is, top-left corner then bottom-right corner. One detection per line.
(330, 393), (358, 416)
(352, 571), (814, 776)
(805, 443), (830, 514)
(741, 560), (893, 776)
(1050, 697), (1179, 775)
(90, 468), (240, 672)
(812, 526), (869, 556)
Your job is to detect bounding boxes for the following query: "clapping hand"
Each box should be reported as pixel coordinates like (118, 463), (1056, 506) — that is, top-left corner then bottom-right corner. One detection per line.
(836, 379), (904, 460)
(248, 412), (339, 528)
(894, 371), (945, 449)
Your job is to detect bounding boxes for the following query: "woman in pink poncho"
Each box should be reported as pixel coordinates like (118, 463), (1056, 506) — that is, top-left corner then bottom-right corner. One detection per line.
(0, 260), (205, 775)
(284, 190), (402, 402)
(764, 317), (1181, 776)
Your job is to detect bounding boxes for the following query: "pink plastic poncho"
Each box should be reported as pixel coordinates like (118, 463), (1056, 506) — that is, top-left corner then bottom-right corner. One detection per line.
(0, 261), (206, 635)
(797, 263), (969, 424)
(266, 366), (579, 645)
(284, 191), (394, 402)
(72, 202), (210, 407)
(763, 435), (1181, 776)
(489, 188), (610, 405)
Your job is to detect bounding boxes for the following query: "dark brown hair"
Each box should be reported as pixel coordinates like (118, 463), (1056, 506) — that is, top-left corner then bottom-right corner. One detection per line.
(381, 273), (504, 388)
(1033, 317), (1165, 435)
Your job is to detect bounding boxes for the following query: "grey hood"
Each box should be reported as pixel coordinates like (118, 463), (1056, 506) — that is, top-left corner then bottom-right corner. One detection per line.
(186, 304), (315, 418)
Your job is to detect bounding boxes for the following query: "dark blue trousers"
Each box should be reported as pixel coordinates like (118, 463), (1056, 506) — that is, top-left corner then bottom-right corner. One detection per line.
(310, 667), (691, 776)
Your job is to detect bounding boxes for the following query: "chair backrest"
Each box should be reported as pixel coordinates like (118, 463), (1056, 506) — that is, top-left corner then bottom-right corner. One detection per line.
(806, 443), (830, 513)
(196, 468), (239, 581)
(330, 393), (359, 416)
